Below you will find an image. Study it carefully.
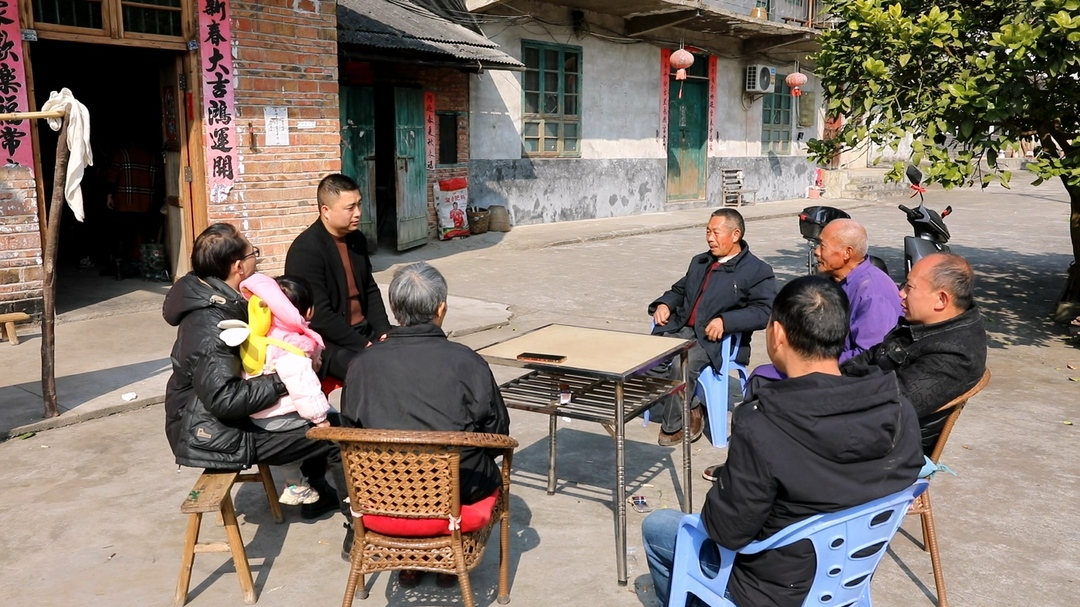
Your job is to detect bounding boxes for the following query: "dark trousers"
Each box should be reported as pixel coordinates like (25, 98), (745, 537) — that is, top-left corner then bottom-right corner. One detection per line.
(251, 411), (349, 518)
(657, 326), (711, 434)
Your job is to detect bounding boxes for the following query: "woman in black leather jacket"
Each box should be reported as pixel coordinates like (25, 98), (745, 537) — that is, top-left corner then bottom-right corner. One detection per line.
(163, 223), (345, 520)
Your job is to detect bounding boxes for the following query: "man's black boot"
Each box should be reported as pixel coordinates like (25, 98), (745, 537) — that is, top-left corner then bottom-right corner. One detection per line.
(341, 522), (354, 561)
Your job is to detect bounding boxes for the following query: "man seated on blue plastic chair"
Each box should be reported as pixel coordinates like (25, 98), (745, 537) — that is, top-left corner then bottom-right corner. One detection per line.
(648, 208), (776, 446)
(641, 276), (924, 607)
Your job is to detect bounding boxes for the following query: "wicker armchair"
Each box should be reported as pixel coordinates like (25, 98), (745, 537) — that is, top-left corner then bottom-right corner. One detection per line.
(307, 427), (518, 607)
(909, 368), (991, 607)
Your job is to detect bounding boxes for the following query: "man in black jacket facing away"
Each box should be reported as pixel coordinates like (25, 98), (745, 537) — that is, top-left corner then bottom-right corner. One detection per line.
(285, 174), (392, 382)
(642, 276), (923, 607)
(649, 208), (776, 446)
(340, 261), (510, 583)
(163, 223), (346, 520)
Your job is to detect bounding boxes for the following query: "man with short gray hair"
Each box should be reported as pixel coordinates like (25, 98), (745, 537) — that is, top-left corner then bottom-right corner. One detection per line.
(339, 262), (510, 579)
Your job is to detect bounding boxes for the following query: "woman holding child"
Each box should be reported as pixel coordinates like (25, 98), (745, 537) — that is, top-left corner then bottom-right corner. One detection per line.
(162, 223), (347, 521)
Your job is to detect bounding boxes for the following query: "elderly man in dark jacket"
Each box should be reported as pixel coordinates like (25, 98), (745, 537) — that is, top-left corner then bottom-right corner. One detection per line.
(285, 173), (392, 382)
(163, 223), (347, 520)
(642, 276), (923, 607)
(648, 208), (776, 445)
(844, 252), (987, 453)
(340, 261), (510, 583)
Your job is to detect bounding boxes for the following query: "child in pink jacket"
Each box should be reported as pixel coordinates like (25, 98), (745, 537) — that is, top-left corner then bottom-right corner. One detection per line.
(238, 273), (331, 505)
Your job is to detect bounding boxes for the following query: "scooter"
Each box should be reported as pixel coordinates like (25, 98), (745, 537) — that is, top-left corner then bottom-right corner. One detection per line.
(898, 164), (952, 277)
(798, 165), (953, 279)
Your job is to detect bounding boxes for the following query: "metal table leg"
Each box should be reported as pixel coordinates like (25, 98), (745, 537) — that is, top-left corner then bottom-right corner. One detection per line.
(614, 380), (628, 586)
(547, 414), (558, 495)
(681, 349), (692, 513)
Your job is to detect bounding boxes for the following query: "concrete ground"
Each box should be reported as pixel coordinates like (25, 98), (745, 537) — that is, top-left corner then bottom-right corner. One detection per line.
(1, 181), (1078, 606)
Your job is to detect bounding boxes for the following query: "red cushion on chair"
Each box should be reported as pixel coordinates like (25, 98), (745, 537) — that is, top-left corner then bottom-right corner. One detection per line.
(321, 376), (344, 396)
(361, 489), (500, 537)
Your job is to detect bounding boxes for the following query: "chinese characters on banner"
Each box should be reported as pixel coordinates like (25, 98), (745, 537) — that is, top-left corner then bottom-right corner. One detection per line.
(424, 92), (436, 170)
(200, 0), (238, 203)
(659, 49), (670, 150)
(0, 1), (33, 169)
(707, 56), (717, 155)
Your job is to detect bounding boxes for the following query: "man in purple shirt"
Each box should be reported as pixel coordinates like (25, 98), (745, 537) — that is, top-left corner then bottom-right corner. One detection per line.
(815, 219), (902, 362)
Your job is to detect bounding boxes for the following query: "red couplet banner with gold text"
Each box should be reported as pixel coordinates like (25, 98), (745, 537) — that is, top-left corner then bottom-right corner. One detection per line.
(0, 2), (33, 170)
(425, 91), (436, 170)
(659, 48), (670, 150)
(199, 0), (239, 203)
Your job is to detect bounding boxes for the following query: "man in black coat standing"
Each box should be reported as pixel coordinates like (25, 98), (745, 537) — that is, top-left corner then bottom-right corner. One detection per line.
(648, 208), (776, 446)
(285, 174), (392, 382)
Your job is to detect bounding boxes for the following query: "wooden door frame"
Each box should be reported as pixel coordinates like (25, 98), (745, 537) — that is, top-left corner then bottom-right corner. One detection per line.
(19, 0), (207, 271)
(666, 78), (709, 201)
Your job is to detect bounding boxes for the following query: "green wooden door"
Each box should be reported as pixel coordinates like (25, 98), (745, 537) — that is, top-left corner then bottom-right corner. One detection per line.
(393, 88), (428, 251)
(666, 80), (708, 201)
(339, 86), (377, 251)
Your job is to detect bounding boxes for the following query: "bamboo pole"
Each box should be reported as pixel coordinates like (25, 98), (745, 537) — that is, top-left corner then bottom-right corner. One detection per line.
(0, 110), (65, 121)
(41, 117), (70, 419)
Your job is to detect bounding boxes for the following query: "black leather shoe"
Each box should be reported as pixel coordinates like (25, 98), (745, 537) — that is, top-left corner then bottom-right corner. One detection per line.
(301, 490), (338, 520)
(341, 522), (353, 561)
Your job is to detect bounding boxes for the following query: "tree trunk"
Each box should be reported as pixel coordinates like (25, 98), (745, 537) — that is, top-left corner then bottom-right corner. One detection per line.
(41, 119), (70, 418)
(1054, 178), (1080, 323)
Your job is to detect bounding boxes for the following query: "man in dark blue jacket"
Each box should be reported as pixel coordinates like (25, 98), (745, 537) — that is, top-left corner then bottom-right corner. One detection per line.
(648, 208), (776, 445)
(642, 276), (923, 607)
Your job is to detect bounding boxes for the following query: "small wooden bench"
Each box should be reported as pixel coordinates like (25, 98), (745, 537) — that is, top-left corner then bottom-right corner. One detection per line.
(174, 464), (283, 607)
(0, 312), (30, 345)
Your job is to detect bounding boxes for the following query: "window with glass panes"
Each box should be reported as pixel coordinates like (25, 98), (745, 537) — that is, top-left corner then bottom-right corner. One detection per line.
(760, 78), (794, 153)
(31, 0), (185, 39)
(521, 41), (581, 157)
(761, 78), (793, 154)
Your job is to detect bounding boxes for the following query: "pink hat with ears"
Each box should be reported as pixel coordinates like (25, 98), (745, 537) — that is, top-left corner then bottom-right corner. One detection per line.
(238, 273), (324, 350)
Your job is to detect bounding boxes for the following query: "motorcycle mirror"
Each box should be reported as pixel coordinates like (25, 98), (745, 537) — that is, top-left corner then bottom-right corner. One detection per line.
(905, 164), (923, 187)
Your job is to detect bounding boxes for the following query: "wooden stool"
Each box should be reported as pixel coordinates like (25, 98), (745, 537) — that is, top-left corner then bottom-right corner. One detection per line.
(0, 312), (30, 345)
(174, 464), (283, 606)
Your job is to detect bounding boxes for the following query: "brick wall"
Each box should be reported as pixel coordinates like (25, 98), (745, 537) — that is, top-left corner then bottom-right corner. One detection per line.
(350, 62), (472, 241)
(223, 0), (341, 274)
(0, 167), (43, 318)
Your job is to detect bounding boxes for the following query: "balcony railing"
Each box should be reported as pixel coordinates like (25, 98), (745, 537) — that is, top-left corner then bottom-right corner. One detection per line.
(716, 0), (835, 29)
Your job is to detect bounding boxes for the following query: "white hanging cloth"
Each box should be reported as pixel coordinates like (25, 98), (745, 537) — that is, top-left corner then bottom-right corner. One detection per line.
(40, 88), (93, 222)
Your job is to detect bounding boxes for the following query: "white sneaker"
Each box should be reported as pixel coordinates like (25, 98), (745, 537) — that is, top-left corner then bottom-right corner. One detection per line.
(279, 484), (321, 505)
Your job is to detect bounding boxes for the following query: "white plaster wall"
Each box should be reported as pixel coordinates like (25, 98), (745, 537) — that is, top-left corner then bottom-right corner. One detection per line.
(713, 56), (763, 157)
(711, 61), (825, 158)
(471, 3), (665, 161)
(470, 68), (522, 160)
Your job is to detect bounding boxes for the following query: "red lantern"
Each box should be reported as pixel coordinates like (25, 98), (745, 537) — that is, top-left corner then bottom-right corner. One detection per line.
(670, 49), (695, 99)
(670, 48), (694, 81)
(786, 71), (808, 97)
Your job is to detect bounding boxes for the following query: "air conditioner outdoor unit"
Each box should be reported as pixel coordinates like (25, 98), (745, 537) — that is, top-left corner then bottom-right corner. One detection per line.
(745, 65), (776, 94)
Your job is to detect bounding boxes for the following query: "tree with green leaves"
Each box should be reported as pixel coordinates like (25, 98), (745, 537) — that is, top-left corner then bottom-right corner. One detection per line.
(810, 0), (1080, 314)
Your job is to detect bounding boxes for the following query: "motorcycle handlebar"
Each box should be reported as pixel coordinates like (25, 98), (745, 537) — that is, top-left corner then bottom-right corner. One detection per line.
(898, 204), (915, 215)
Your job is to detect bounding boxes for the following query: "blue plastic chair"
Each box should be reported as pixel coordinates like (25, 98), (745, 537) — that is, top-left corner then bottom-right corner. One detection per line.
(694, 334), (748, 448)
(668, 479), (929, 607)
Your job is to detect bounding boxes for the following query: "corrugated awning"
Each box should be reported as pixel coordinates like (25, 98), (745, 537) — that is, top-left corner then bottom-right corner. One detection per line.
(337, 0), (525, 71)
